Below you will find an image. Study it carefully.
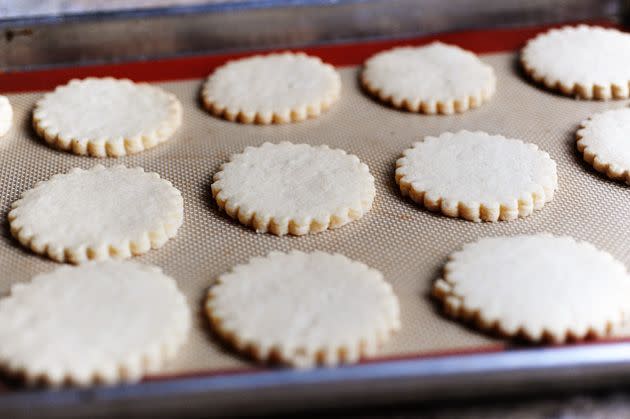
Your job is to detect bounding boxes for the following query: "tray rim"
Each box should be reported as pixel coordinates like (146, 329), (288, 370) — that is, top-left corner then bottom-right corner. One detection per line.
(5, 341), (630, 417)
(2, 0), (355, 24)
(0, 0), (619, 72)
(0, 21), (617, 93)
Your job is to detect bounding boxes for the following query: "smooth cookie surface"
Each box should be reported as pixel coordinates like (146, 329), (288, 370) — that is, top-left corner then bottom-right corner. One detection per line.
(202, 52), (341, 124)
(577, 107), (630, 183)
(361, 42), (496, 114)
(395, 131), (557, 222)
(0, 261), (190, 386)
(33, 77), (182, 157)
(522, 25), (630, 99)
(9, 165), (183, 263)
(212, 142), (375, 235)
(206, 251), (401, 367)
(0, 95), (12, 137)
(434, 234), (630, 342)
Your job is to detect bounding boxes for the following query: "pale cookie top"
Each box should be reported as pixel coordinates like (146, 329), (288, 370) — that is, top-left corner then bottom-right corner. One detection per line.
(0, 95), (12, 137)
(33, 78), (182, 156)
(396, 131), (557, 221)
(201, 52), (341, 124)
(0, 261), (190, 386)
(206, 251), (400, 367)
(212, 142), (375, 235)
(361, 42), (496, 113)
(577, 108), (630, 181)
(8, 165), (183, 264)
(522, 26), (630, 98)
(434, 235), (630, 342)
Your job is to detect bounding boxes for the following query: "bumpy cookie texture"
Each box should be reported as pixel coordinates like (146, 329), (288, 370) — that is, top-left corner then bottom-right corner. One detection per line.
(0, 261), (190, 387)
(521, 25), (630, 99)
(201, 52), (341, 124)
(212, 142), (375, 235)
(361, 42), (496, 114)
(0, 96), (12, 137)
(8, 165), (183, 264)
(433, 234), (630, 342)
(395, 131), (557, 222)
(33, 77), (182, 157)
(206, 251), (401, 367)
(577, 108), (630, 183)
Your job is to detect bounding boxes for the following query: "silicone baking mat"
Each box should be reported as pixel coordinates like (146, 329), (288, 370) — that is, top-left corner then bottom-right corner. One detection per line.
(0, 23), (629, 383)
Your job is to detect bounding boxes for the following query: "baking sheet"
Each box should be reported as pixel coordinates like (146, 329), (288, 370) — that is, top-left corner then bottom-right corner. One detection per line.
(1, 51), (630, 379)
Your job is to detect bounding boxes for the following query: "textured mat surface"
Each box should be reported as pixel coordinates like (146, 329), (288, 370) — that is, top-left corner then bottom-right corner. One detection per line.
(1, 51), (630, 376)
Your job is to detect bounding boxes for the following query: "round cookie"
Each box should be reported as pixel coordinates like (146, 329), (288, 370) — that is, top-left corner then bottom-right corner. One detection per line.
(521, 25), (630, 99)
(395, 131), (557, 222)
(0, 96), (12, 137)
(577, 108), (630, 183)
(0, 261), (190, 386)
(433, 234), (630, 342)
(212, 142), (375, 235)
(33, 77), (182, 157)
(206, 251), (401, 367)
(361, 42), (496, 114)
(8, 165), (183, 264)
(201, 52), (341, 124)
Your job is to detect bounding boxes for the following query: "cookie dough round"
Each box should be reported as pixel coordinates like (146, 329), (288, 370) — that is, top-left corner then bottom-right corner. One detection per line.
(212, 142), (375, 235)
(0, 95), (13, 137)
(361, 42), (496, 114)
(206, 251), (400, 367)
(395, 131), (557, 222)
(577, 108), (630, 183)
(433, 234), (630, 342)
(521, 25), (630, 99)
(8, 165), (184, 264)
(0, 261), (190, 386)
(33, 77), (182, 157)
(201, 52), (341, 124)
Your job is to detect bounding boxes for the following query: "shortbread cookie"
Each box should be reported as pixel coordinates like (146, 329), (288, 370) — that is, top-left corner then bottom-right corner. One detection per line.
(433, 235), (630, 342)
(361, 42), (496, 114)
(0, 95), (12, 137)
(521, 25), (630, 99)
(0, 261), (190, 386)
(206, 251), (400, 367)
(8, 165), (183, 264)
(577, 108), (630, 183)
(395, 131), (557, 222)
(201, 52), (341, 124)
(212, 142), (375, 235)
(33, 77), (182, 157)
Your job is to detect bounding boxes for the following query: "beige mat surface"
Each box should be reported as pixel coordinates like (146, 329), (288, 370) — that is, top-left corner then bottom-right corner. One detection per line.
(1, 51), (630, 376)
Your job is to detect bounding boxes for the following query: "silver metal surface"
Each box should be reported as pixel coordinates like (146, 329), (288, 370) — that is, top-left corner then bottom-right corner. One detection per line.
(4, 342), (630, 417)
(1, 1), (630, 417)
(0, 0), (622, 71)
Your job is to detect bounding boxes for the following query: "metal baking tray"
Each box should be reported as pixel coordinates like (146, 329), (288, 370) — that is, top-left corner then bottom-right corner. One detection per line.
(0, 0), (622, 70)
(1, 2), (630, 418)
